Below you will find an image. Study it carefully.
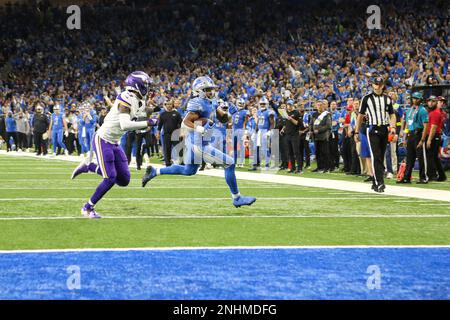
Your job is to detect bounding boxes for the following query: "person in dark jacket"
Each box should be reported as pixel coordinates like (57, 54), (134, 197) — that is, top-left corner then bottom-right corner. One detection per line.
(157, 100), (182, 167)
(312, 100), (332, 173)
(32, 105), (50, 155)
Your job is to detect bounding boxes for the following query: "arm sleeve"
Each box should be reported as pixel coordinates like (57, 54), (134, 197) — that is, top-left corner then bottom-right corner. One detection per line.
(118, 113), (147, 131)
(157, 114), (164, 131)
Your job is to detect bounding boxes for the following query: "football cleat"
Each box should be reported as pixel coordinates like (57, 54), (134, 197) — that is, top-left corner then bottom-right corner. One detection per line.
(71, 161), (89, 180)
(142, 165), (157, 187)
(233, 195), (257, 208)
(81, 204), (101, 219)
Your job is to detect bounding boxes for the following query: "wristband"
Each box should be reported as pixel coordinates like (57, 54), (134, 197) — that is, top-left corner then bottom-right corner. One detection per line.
(147, 118), (157, 127)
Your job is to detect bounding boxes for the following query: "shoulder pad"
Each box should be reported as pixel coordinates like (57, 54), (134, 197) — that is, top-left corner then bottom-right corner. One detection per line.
(186, 98), (204, 113)
(116, 91), (133, 107)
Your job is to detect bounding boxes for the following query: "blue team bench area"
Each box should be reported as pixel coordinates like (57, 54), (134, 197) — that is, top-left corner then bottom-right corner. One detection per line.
(0, 247), (449, 300)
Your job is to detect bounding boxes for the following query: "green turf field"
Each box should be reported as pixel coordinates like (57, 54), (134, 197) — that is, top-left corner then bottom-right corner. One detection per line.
(0, 155), (449, 250)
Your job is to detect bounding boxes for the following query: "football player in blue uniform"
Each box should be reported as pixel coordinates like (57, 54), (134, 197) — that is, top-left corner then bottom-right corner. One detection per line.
(142, 76), (256, 207)
(48, 105), (69, 156)
(76, 104), (89, 157)
(249, 96), (275, 170)
(232, 98), (248, 167)
(84, 103), (98, 152)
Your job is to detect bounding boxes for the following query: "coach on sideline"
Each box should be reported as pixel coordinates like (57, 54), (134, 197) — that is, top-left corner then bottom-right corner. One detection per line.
(354, 75), (397, 193)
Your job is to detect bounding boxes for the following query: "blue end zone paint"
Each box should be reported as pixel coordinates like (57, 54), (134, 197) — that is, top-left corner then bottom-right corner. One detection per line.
(0, 248), (449, 300)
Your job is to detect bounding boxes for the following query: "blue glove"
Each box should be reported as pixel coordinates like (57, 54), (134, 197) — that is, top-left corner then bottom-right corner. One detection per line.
(227, 102), (238, 115)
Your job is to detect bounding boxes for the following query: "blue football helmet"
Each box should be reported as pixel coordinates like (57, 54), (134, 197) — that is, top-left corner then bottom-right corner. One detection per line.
(192, 76), (218, 100)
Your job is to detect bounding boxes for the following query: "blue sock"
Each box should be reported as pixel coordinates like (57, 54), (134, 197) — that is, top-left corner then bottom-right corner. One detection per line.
(160, 164), (186, 175)
(224, 164), (239, 195)
(160, 164), (199, 176)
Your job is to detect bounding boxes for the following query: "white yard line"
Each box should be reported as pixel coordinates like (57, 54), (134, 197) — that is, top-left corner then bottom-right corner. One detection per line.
(0, 186), (336, 190)
(1, 150), (450, 202)
(0, 197), (396, 201)
(0, 214), (449, 221)
(1, 245), (450, 254)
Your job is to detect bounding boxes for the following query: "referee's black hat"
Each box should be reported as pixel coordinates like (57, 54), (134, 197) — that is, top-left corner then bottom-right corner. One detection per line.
(372, 75), (384, 85)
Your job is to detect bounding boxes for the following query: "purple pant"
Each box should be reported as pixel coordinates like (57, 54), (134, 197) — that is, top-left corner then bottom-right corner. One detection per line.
(89, 134), (130, 205)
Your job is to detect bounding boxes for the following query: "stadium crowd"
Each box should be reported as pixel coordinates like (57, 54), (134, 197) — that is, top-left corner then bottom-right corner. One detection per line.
(0, 0), (449, 182)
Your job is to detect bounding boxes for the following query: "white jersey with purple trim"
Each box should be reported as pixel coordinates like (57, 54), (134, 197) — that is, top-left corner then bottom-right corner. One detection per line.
(97, 90), (146, 144)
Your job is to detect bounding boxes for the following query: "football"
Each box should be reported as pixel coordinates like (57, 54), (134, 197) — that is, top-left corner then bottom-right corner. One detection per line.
(196, 117), (210, 126)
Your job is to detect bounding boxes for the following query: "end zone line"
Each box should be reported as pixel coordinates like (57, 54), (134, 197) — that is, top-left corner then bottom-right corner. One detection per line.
(1, 245), (450, 254)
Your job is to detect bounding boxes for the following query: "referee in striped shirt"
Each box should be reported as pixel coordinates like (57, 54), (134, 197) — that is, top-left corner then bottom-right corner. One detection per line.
(354, 75), (397, 193)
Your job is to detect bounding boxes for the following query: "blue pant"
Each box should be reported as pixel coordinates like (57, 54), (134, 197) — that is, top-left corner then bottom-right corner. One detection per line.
(78, 132), (89, 154)
(85, 128), (95, 152)
(160, 132), (239, 195)
(52, 129), (67, 153)
(233, 129), (246, 165)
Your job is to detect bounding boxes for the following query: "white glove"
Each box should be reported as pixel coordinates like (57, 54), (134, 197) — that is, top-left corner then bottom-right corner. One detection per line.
(195, 126), (206, 134)
(64, 130), (69, 137)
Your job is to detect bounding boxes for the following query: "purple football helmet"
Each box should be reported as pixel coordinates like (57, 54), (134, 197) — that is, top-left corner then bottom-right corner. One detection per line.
(125, 71), (152, 97)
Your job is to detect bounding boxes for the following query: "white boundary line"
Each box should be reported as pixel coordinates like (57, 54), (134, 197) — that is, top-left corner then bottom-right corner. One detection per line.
(0, 214), (449, 220)
(1, 245), (450, 254)
(0, 197), (396, 201)
(1, 150), (450, 202)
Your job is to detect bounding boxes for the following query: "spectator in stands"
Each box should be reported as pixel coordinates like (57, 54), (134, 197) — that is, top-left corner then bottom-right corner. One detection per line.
(15, 111), (30, 151)
(5, 112), (17, 152)
(312, 100), (332, 173)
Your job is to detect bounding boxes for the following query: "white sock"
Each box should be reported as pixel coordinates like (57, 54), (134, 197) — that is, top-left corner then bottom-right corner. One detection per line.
(88, 200), (95, 207)
(231, 193), (241, 199)
(156, 168), (161, 175)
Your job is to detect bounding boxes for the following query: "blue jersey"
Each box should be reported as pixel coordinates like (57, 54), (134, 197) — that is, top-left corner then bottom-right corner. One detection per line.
(246, 117), (257, 134)
(51, 113), (64, 130)
(213, 117), (227, 135)
(257, 109), (275, 130)
(232, 109), (248, 130)
(85, 110), (97, 130)
(77, 114), (85, 132)
(303, 112), (310, 127)
(5, 116), (16, 132)
(331, 110), (340, 132)
(185, 96), (217, 124)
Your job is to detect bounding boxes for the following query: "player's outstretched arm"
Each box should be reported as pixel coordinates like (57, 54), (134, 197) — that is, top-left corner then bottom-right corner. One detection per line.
(118, 104), (149, 131)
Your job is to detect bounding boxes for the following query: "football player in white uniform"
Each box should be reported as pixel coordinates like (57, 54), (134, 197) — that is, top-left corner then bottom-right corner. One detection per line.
(71, 71), (157, 218)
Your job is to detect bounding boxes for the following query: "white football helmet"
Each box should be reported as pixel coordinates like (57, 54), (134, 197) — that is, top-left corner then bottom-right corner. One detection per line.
(259, 96), (269, 110)
(192, 76), (218, 100)
(236, 98), (246, 109)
